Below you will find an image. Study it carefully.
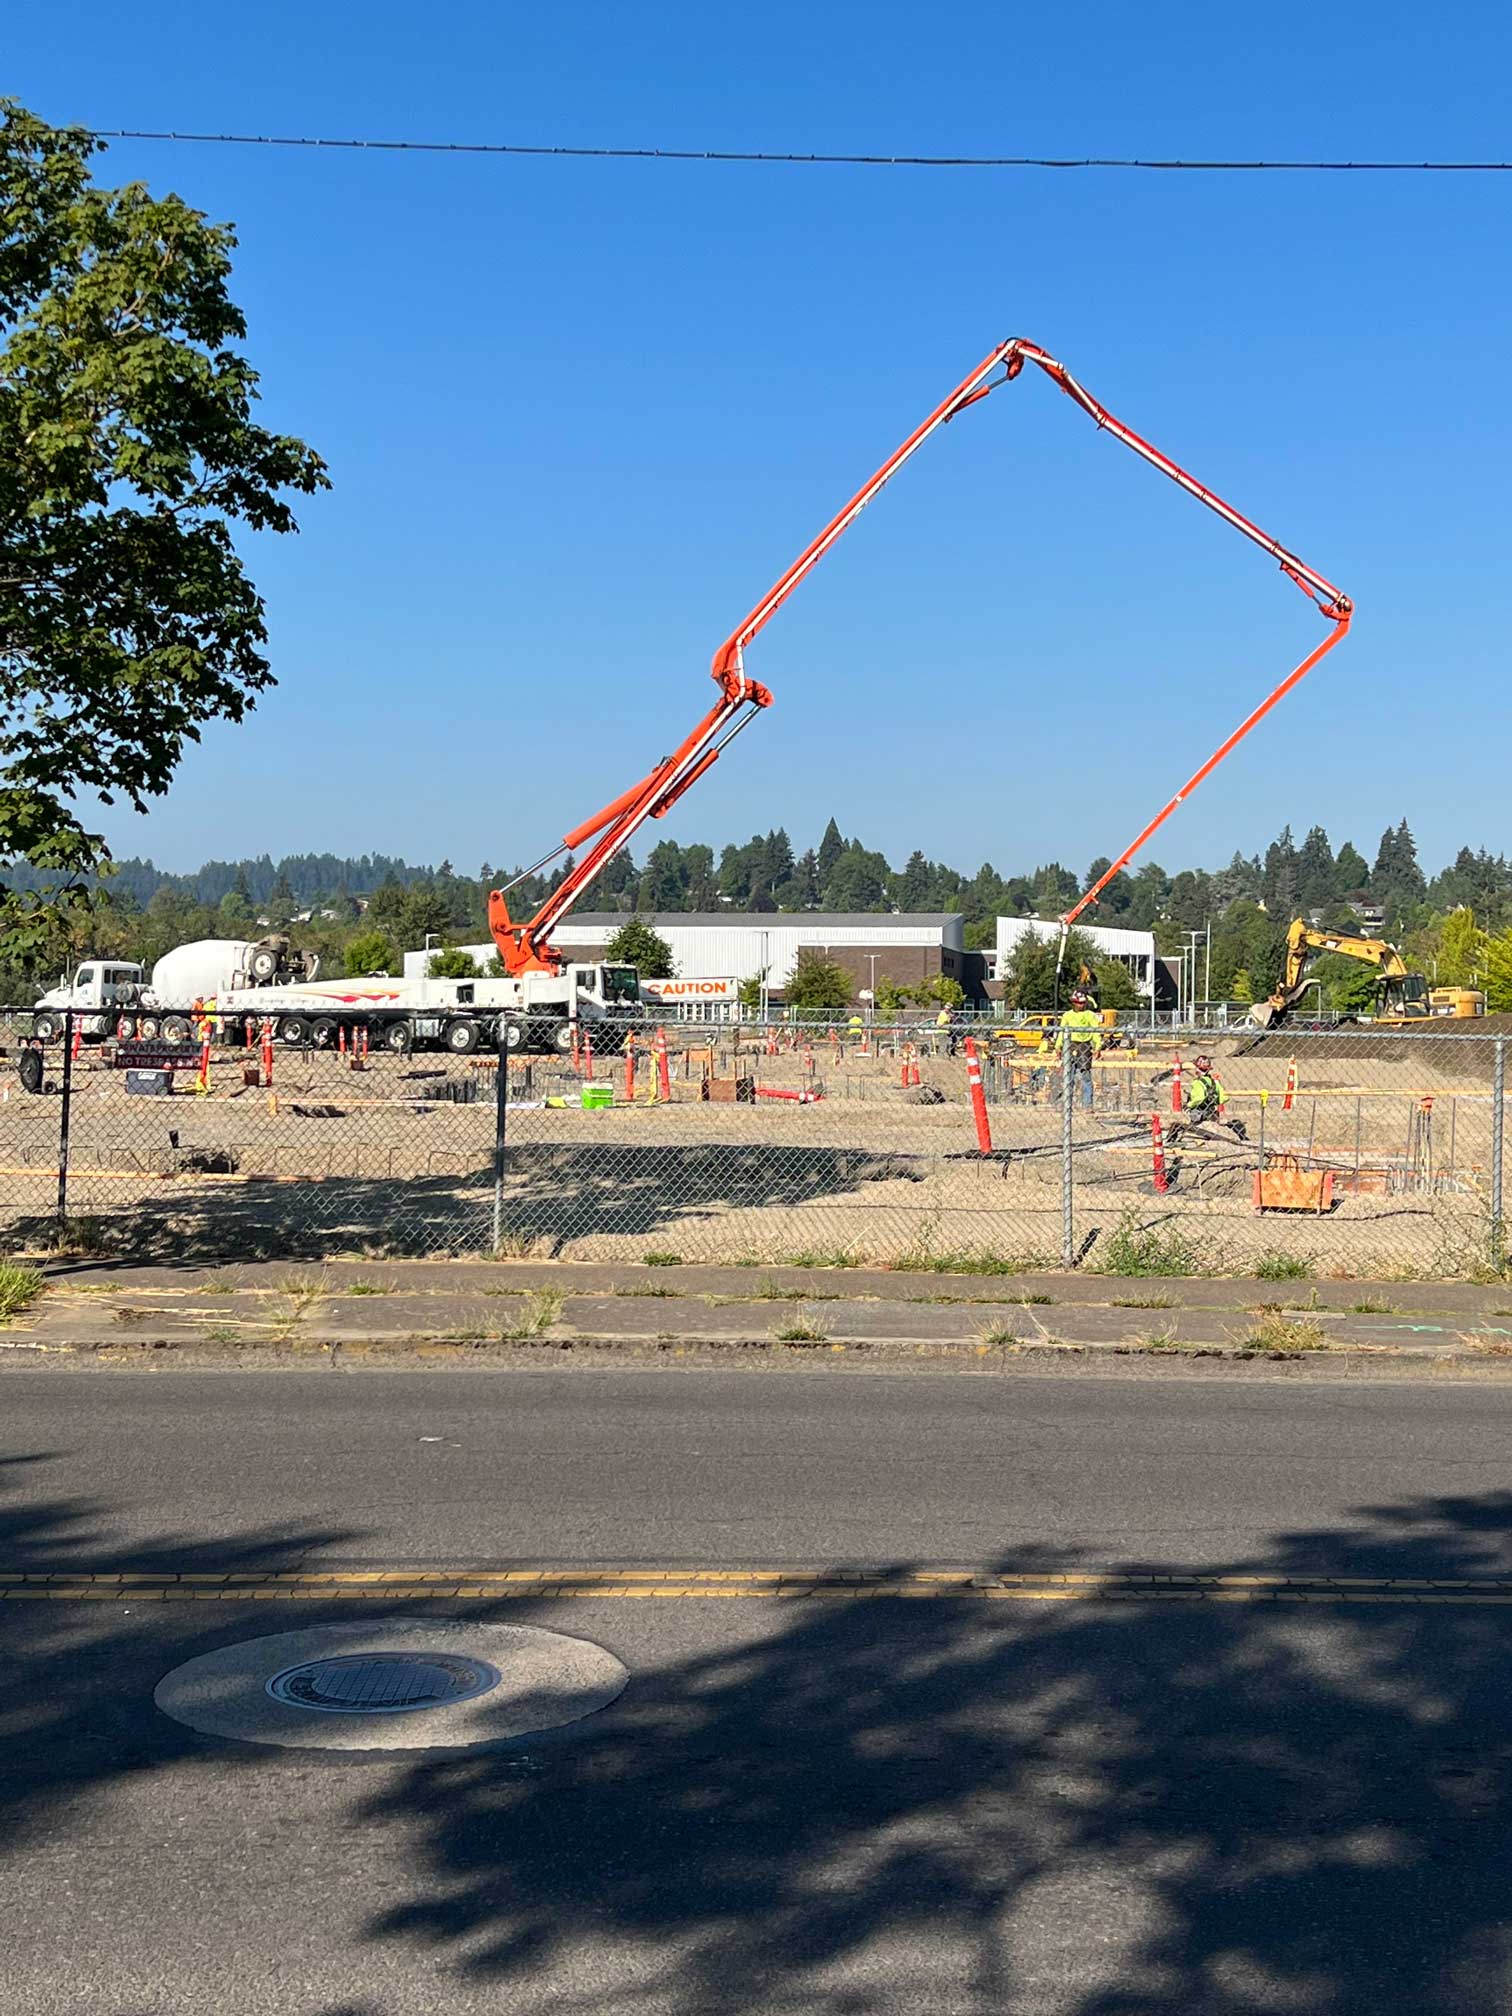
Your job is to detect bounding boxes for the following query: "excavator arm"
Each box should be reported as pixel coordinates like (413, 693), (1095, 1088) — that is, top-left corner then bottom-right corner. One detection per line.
(1252, 920), (1417, 1028)
(490, 341), (1351, 976)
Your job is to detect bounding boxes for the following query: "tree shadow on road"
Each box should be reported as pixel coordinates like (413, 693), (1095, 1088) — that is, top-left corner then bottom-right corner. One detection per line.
(354, 1493), (1512, 2014)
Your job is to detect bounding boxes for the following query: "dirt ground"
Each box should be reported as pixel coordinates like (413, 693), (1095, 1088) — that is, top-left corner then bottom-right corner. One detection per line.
(0, 1024), (1502, 1278)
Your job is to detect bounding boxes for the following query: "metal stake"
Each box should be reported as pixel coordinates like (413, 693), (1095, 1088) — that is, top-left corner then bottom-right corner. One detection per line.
(56, 1010), (74, 1231)
(1492, 1038), (1506, 1271)
(492, 1018), (515, 1254)
(1062, 1035), (1075, 1268)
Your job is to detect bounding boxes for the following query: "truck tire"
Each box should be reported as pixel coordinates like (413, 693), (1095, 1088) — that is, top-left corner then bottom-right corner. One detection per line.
(278, 1016), (308, 1047)
(381, 1021), (412, 1055)
(32, 1012), (61, 1044)
(309, 1017), (338, 1050)
(17, 1048), (44, 1095)
(249, 946), (280, 983)
(137, 1015), (161, 1041)
(502, 1019), (525, 1052)
(444, 1018), (479, 1055)
(551, 1021), (576, 1055)
(161, 1015), (191, 1045)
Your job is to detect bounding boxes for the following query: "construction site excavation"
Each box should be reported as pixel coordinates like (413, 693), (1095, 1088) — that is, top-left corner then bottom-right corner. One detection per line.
(4, 1012), (1505, 1282)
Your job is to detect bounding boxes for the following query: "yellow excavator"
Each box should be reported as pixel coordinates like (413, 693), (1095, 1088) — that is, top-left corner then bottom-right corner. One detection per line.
(1249, 920), (1485, 1030)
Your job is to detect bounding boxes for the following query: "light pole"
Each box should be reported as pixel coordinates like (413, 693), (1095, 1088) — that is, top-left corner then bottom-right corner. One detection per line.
(866, 953), (879, 1022)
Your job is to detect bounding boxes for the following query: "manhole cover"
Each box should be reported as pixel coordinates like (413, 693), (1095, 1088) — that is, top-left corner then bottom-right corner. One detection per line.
(154, 1621), (628, 1752)
(266, 1651), (501, 1714)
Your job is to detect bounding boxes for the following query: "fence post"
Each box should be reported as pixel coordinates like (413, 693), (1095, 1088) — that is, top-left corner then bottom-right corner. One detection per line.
(56, 1008), (74, 1232)
(492, 1018), (514, 1255)
(1062, 1034), (1075, 1269)
(1491, 1040), (1507, 1274)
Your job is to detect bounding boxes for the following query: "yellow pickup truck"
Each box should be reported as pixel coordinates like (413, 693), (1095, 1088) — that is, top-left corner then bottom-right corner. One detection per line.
(992, 1008), (1126, 1053)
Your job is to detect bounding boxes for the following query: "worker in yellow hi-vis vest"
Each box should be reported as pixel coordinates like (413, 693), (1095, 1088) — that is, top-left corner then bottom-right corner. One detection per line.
(1053, 990), (1103, 1110)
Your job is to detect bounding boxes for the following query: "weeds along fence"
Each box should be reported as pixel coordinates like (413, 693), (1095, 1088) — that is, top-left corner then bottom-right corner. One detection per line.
(0, 1009), (1507, 1280)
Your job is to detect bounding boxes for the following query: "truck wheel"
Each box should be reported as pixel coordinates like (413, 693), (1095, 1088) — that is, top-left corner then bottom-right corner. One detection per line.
(161, 1015), (191, 1044)
(32, 1012), (60, 1044)
(278, 1017), (308, 1046)
(17, 1049), (44, 1095)
(551, 1021), (576, 1055)
(249, 946), (280, 983)
(137, 1016), (161, 1041)
(309, 1017), (338, 1049)
(502, 1019), (525, 1052)
(381, 1021), (412, 1055)
(444, 1019), (479, 1055)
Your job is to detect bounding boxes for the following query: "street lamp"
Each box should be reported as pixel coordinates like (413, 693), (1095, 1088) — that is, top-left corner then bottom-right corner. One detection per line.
(866, 953), (879, 1021)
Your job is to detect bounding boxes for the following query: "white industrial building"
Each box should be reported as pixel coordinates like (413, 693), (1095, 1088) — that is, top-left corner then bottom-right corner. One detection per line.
(992, 917), (1158, 1000)
(403, 913), (967, 1016)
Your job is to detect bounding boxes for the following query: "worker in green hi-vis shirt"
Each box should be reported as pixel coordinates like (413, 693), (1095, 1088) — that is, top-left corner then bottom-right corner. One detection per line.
(1053, 990), (1103, 1110)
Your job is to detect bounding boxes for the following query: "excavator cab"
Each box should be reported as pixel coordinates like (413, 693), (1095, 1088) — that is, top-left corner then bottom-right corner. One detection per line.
(1375, 972), (1431, 1023)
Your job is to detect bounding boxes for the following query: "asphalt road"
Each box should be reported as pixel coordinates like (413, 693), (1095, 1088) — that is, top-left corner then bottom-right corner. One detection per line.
(6, 1366), (1512, 2013)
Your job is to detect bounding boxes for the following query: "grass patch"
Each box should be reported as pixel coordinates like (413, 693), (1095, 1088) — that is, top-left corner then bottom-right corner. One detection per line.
(0, 1262), (43, 1322)
(616, 1283), (680, 1298)
(493, 1232), (554, 1261)
(201, 1324), (241, 1346)
(977, 1321), (1021, 1347)
(1239, 1310), (1327, 1354)
(201, 1278), (234, 1296)
(343, 1279), (395, 1297)
(1133, 1324), (1181, 1352)
(1111, 1294), (1176, 1309)
(783, 1247), (866, 1270)
(891, 1246), (1049, 1278)
(1350, 1298), (1396, 1314)
(643, 1252), (683, 1268)
(52, 1216), (113, 1258)
(1254, 1250), (1315, 1282)
(1097, 1211), (1197, 1279)
(773, 1314), (830, 1344)
(502, 1287), (564, 1340)
(279, 1274), (326, 1316)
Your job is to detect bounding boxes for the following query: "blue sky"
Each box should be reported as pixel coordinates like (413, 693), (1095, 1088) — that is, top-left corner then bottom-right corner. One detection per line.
(9, 1), (1511, 884)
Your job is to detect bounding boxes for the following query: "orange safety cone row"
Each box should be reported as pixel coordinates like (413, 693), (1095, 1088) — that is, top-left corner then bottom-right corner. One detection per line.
(582, 1028), (593, 1080)
(70, 1021), (82, 1064)
(1283, 1057), (1297, 1112)
(261, 1021), (274, 1089)
(1150, 1111), (1169, 1194)
(1171, 1050), (1183, 1115)
(196, 1035), (212, 1096)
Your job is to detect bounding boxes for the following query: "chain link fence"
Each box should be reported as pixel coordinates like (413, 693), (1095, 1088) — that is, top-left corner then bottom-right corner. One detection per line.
(0, 1009), (1507, 1281)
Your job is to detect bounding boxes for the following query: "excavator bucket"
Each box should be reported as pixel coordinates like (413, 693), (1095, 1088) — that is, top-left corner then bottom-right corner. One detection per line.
(1247, 1001), (1280, 1030)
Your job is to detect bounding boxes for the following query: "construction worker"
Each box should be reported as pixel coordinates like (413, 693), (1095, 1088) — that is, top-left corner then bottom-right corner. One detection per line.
(1185, 1053), (1225, 1120)
(935, 1002), (958, 1058)
(847, 1012), (865, 1043)
(1053, 989), (1103, 1109)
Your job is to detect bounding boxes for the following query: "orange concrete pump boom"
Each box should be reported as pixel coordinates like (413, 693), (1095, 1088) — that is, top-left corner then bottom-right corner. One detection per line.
(488, 340), (1351, 975)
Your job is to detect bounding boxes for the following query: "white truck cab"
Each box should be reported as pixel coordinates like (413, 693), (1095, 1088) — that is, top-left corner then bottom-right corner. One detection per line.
(34, 962), (147, 1039)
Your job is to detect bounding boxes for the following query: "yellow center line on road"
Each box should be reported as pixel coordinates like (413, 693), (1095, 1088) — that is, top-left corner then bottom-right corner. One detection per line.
(5, 1568), (1512, 1607)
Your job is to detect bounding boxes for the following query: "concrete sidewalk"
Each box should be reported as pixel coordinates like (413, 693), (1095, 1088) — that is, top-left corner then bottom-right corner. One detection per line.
(6, 1255), (1512, 1370)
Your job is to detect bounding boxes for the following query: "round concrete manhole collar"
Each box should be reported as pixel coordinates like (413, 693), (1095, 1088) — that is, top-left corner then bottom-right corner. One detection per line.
(155, 1621), (627, 1752)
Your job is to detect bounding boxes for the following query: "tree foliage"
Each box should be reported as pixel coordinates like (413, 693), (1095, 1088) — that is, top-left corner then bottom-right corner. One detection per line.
(343, 928), (395, 977)
(0, 103), (327, 955)
(602, 917), (675, 979)
(784, 951), (854, 1016)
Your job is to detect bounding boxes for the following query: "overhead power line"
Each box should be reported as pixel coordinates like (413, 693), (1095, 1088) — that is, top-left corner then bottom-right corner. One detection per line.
(87, 130), (1512, 173)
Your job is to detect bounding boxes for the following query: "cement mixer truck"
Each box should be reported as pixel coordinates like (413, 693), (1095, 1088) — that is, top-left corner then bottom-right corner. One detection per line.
(32, 936), (636, 1054)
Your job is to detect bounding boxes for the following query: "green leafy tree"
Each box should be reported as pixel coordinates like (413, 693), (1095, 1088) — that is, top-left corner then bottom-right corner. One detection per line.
(344, 928), (396, 976)
(873, 978), (914, 1018)
(603, 917), (675, 979)
(1484, 930), (1512, 1014)
(917, 974), (966, 1009)
(1437, 908), (1486, 988)
(0, 104), (327, 959)
(784, 951), (854, 1016)
(426, 946), (479, 979)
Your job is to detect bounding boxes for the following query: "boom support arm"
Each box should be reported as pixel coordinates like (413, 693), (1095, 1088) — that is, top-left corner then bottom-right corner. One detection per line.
(490, 339), (1351, 976)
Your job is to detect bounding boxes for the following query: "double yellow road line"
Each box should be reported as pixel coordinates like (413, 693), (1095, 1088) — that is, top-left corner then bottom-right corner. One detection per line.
(6, 1568), (1512, 1608)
